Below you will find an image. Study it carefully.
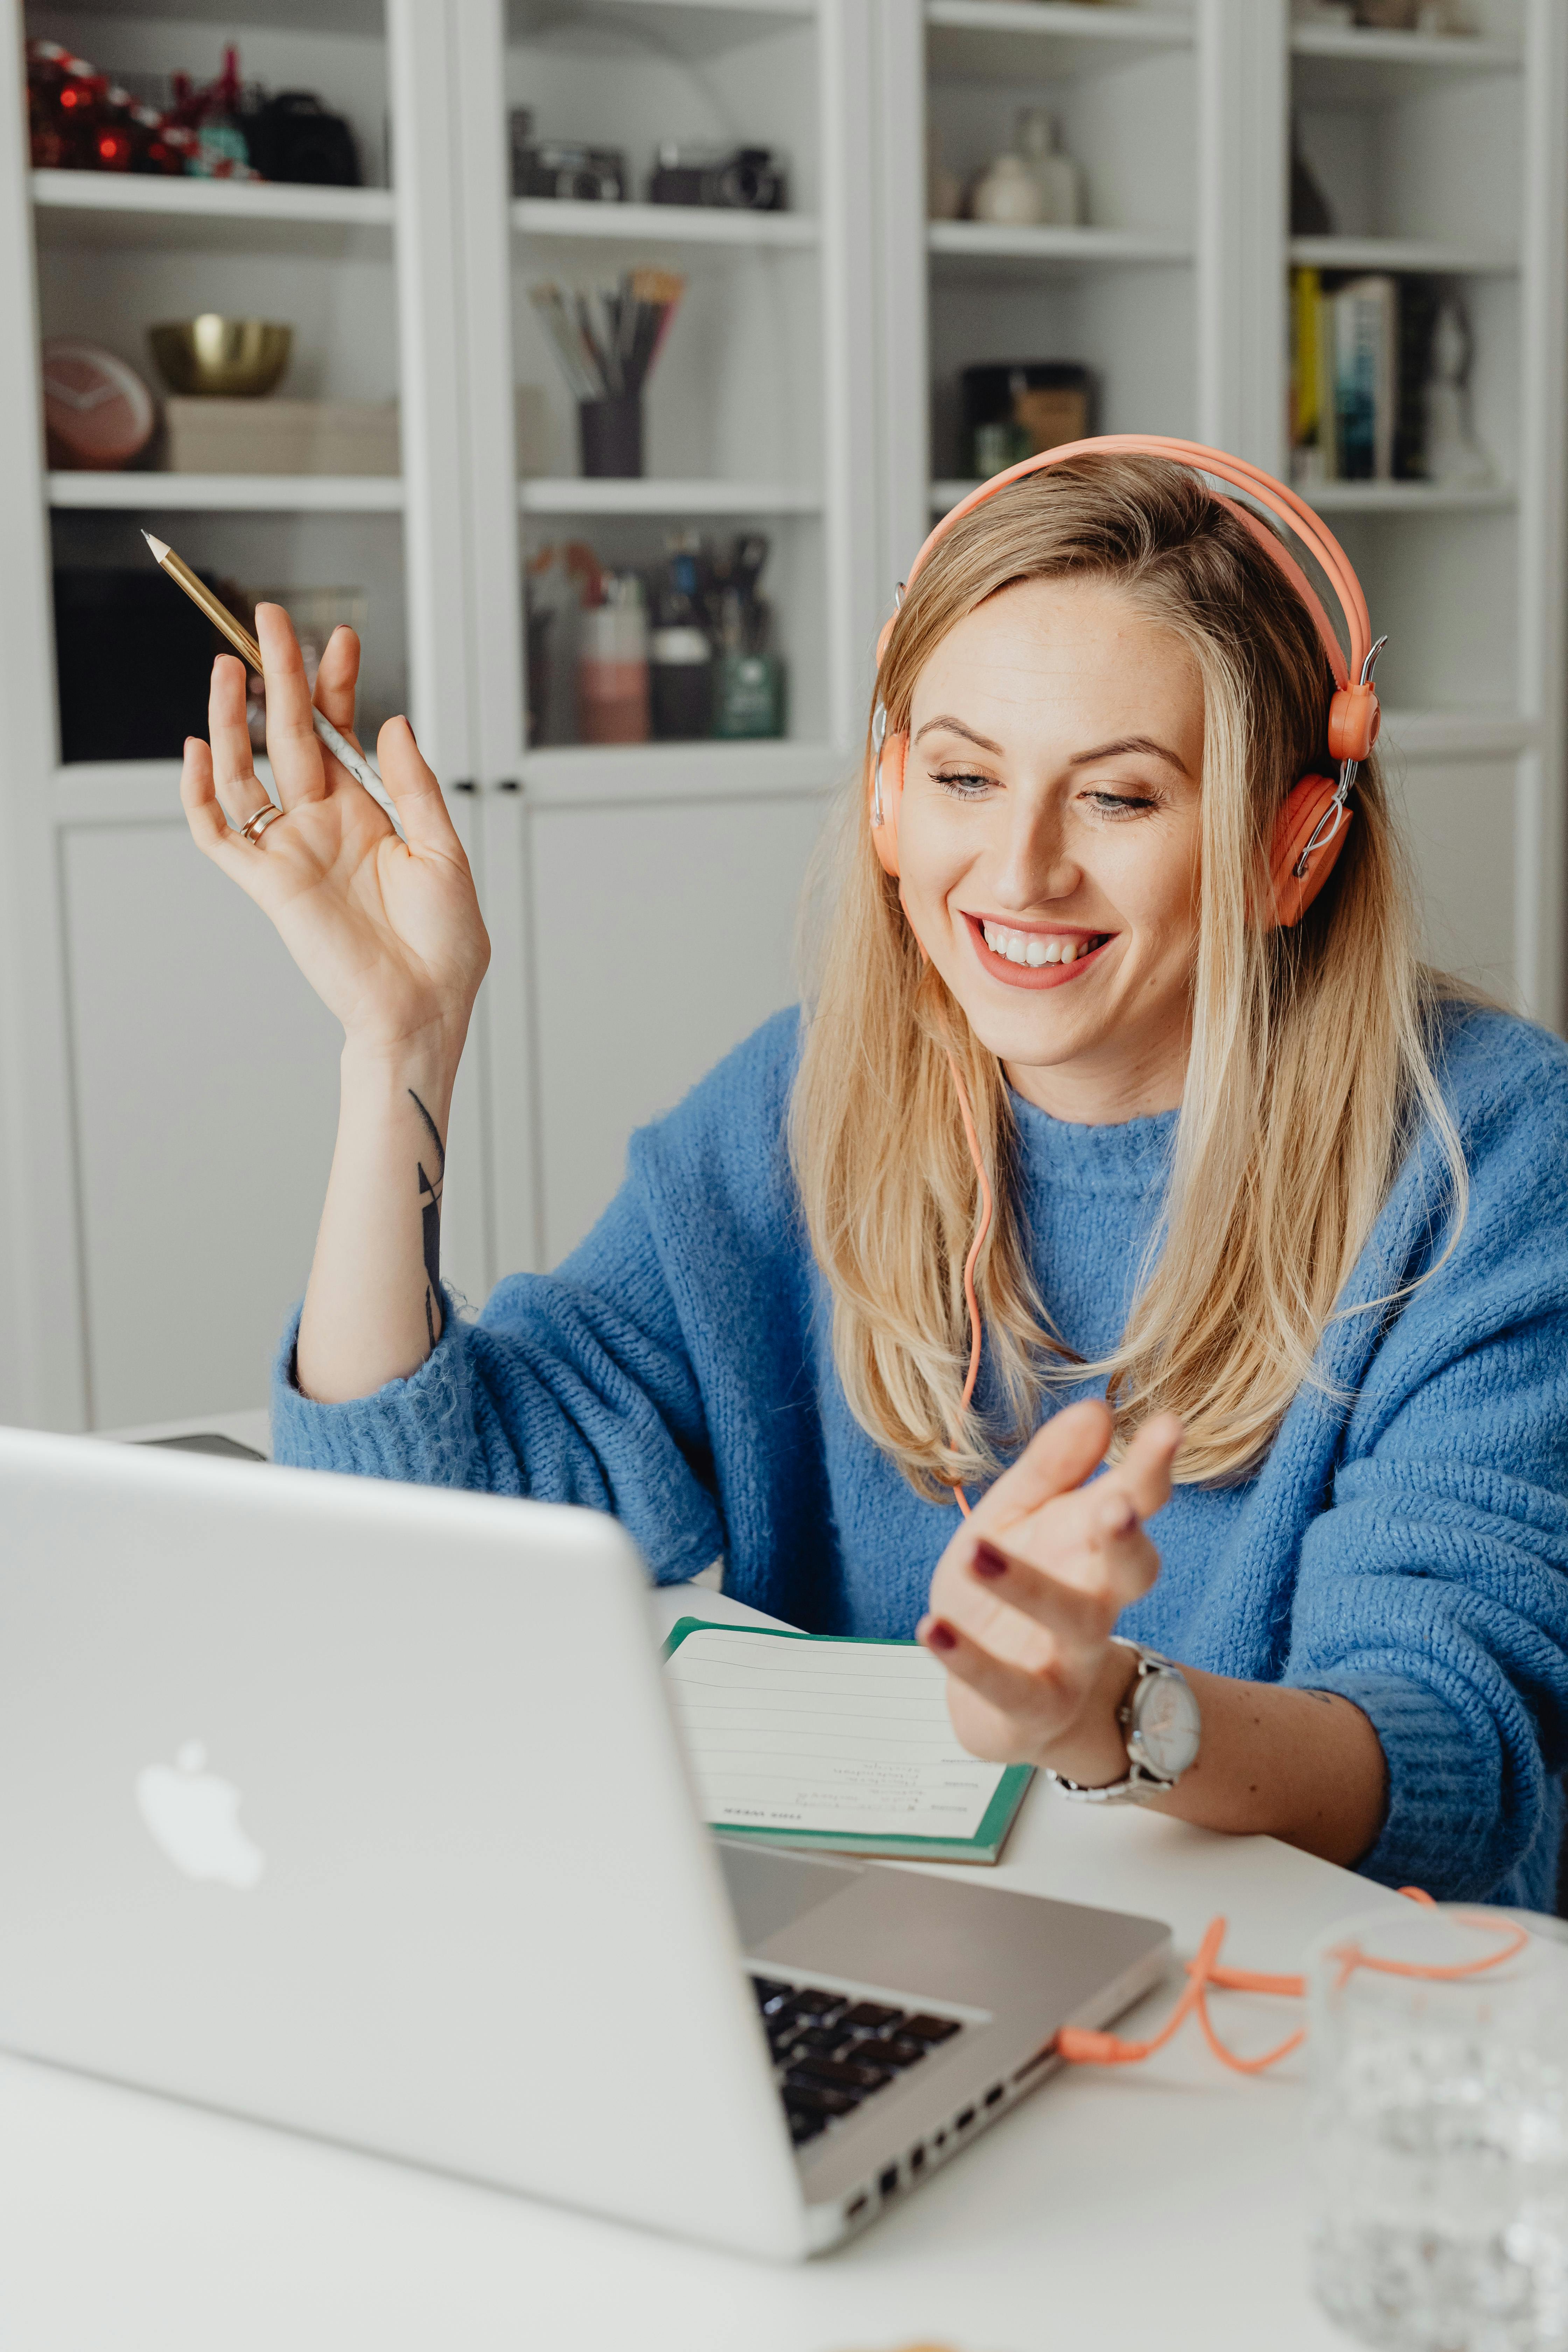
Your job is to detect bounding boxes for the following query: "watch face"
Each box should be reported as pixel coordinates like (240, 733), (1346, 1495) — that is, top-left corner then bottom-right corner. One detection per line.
(1132, 1670), (1202, 1780)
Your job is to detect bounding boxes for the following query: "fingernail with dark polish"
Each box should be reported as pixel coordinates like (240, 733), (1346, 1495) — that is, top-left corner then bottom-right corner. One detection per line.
(924, 1619), (957, 1652)
(972, 1540), (1008, 1580)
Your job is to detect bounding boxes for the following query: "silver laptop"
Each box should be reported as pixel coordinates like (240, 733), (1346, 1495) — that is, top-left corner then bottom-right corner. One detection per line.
(0, 1427), (1169, 2261)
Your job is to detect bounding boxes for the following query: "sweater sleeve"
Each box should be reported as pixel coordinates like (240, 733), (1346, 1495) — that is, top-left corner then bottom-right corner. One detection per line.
(1281, 1023), (1568, 1901)
(270, 1168), (726, 1587)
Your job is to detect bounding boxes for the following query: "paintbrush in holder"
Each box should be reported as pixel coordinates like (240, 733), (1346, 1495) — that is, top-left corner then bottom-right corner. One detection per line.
(528, 270), (686, 478)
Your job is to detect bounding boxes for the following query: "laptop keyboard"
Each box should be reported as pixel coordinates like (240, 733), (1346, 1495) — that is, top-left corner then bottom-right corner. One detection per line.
(750, 1975), (964, 2148)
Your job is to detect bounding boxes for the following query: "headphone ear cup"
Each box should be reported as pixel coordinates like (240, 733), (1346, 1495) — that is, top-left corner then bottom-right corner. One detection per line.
(1271, 774), (1351, 929)
(868, 730), (908, 878)
(1327, 682), (1380, 764)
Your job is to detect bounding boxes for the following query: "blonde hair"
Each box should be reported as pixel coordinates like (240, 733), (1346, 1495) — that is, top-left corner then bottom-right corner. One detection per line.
(790, 454), (1469, 1497)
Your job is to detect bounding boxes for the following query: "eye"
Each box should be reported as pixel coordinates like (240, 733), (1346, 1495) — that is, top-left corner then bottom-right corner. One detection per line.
(933, 769), (997, 800)
(1084, 789), (1160, 817)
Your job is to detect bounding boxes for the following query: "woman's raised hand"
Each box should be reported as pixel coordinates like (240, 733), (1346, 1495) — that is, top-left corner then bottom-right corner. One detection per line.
(919, 1400), (1184, 1778)
(179, 603), (490, 1060)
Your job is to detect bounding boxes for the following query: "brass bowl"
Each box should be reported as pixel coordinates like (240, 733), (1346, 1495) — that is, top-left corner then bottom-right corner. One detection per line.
(147, 316), (294, 398)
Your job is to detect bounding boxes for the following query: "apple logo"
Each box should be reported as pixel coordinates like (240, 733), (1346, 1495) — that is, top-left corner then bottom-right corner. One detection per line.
(135, 1739), (266, 1889)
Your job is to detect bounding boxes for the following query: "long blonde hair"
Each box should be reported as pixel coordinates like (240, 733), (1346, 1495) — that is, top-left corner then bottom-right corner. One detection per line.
(790, 455), (1468, 1497)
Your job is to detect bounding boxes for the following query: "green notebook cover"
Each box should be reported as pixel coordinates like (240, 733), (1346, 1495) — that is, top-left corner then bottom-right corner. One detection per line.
(661, 1616), (1033, 1865)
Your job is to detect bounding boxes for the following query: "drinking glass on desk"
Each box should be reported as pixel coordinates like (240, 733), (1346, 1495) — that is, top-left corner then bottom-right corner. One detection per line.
(1306, 1904), (1568, 2351)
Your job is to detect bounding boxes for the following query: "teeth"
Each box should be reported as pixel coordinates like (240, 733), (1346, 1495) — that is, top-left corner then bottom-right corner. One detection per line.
(980, 921), (1103, 967)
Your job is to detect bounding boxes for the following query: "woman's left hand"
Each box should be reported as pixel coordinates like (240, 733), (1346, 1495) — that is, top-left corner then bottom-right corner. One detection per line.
(919, 1398), (1184, 1782)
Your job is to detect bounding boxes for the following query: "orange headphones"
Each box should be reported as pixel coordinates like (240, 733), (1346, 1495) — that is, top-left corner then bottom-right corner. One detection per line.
(867, 434), (1386, 929)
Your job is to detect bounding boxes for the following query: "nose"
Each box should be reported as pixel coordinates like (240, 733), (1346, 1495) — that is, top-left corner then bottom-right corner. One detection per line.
(988, 791), (1082, 911)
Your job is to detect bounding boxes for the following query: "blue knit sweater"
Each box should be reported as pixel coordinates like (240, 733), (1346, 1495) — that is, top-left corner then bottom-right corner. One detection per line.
(275, 1003), (1568, 1910)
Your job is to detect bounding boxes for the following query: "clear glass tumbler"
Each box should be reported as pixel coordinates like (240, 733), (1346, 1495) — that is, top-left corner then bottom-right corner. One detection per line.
(1306, 1903), (1568, 2352)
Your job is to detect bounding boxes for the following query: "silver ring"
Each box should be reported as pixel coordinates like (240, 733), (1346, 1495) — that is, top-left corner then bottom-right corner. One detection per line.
(240, 802), (284, 845)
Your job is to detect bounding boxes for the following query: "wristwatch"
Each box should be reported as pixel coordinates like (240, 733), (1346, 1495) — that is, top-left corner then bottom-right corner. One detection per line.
(1049, 1638), (1202, 1806)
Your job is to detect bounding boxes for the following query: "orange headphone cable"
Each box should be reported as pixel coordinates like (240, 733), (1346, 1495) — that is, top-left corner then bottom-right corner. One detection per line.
(1056, 1890), (1530, 2077)
(943, 1051), (991, 1521)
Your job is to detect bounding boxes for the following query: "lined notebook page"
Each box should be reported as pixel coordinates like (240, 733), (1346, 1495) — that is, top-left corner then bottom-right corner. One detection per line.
(665, 1626), (1008, 1839)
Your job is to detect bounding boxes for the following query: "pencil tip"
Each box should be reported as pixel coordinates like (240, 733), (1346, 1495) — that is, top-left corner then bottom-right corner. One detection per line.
(141, 531), (170, 563)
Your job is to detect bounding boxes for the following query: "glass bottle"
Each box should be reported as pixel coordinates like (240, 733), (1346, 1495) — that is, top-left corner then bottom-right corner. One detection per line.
(578, 573), (650, 745)
(650, 546), (713, 740)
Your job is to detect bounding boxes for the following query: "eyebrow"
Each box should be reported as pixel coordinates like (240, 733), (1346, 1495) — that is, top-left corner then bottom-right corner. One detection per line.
(1074, 734), (1193, 779)
(913, 715), (1004, 753)
(913, 716), (1191, 780)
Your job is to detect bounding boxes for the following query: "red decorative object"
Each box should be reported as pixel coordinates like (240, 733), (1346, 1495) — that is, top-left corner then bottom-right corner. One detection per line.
(26, 38), (255, 180)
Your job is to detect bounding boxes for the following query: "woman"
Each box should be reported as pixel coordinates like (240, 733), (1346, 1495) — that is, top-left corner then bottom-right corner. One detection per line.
(180, 448), (1568, 1909)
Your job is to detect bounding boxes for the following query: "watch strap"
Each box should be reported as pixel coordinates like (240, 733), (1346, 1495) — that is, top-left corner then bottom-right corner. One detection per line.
(1048, 1639), (1192, 1806)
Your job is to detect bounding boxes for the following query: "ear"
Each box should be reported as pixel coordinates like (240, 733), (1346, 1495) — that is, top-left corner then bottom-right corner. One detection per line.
(869, 728), (908, 878)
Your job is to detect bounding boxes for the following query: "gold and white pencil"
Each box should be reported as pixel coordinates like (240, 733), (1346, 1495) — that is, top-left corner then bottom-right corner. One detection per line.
(141, 531), (400, 826)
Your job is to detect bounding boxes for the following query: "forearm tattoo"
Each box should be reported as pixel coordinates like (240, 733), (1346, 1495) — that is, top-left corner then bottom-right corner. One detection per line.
(409, 1090), (446, 1351)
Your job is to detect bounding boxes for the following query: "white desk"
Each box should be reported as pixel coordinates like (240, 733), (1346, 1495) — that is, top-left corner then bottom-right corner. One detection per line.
(2, 1483), (1389, 2351)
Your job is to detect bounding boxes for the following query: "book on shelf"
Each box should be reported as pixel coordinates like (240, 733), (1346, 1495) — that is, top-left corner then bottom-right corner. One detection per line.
(1290, 268), (1440, 489)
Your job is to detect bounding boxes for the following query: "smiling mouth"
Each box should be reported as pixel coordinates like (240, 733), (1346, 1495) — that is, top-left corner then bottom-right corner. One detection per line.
(965, 914), (1115, 988)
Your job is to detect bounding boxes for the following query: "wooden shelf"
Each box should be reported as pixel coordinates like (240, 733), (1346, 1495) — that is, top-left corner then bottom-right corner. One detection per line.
(30, 171), (395, 258)
(48, 473), (405, 512)
(929, 221), (1191, 275)
(519, 478), (819, 515)
(1298, 481), (1516, 515)
(1289, 234), (1518, 276)
(511, 199), (816, 250)
(926, 2), (1194, 82)
(1292, 23), (1522, 105)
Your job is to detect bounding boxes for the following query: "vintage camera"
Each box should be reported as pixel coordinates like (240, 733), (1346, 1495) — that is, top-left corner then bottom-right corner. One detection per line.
(510, 108), (625, 202)
(646, 144), (787, 212)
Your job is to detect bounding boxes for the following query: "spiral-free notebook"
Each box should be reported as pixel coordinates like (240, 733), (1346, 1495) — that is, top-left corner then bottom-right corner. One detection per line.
(662, 1618), (1034, 1864)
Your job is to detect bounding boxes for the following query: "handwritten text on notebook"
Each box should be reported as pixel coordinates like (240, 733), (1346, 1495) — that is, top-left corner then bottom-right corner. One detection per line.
(665, 1627), (1010, 1840)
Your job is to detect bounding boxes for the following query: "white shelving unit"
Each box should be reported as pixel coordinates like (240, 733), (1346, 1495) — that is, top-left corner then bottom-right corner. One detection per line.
(47, 470), (405, 509)
(1288, 234), (1518, 274)
(0, 0), (1562, 1440)
(0, 0), (876, 1432)
(476, 0), (876, 1287)
(32, 166), (396, 251)
(518, 478), (821, 514)
(512, 195), (817, 247)
(1290, 19), (1523, 97)
(0, 0), (477, 1434)
(927, 222), (1192, 266)
(1283, 0), (1565, 1027)
(880, 0), (1566, 1020)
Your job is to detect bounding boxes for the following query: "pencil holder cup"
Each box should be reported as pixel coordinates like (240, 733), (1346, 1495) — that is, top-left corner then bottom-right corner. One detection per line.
(578, 395), (643, 479)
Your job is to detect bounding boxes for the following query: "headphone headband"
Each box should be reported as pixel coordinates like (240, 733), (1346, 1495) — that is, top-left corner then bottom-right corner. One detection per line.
(894, 434), (1372, 691)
